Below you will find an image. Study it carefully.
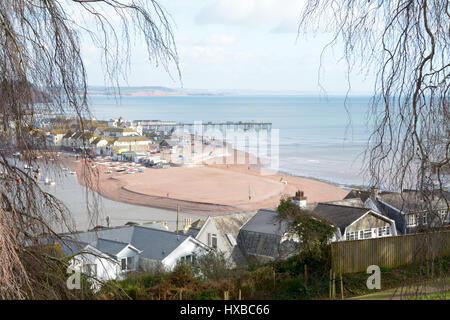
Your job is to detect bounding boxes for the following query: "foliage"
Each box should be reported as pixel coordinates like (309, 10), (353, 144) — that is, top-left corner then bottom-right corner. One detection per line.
(277, 198), (335, 261)
(189, 288), (221, 300)
(99, 252), (449, 300)
(0, 0), (178, 299)
(168, 263), (197, 288)
(190, 250), (234, 281)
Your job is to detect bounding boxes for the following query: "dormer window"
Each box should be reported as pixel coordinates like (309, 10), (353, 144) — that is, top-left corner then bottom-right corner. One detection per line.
(121, 256), (135, 271)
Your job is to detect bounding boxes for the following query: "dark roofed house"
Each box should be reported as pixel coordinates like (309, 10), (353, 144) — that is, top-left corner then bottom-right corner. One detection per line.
(237, 209), (297, 262)
(236, 202), (397, 262)
(307, 202), (397, 240)
(373, 190), (450, 235)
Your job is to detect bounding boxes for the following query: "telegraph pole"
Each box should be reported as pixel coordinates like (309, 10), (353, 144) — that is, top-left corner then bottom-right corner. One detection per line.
(176, 204), (179, 234)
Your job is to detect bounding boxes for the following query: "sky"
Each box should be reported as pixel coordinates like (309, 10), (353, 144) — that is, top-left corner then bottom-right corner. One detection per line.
(80, 0), (375, 94)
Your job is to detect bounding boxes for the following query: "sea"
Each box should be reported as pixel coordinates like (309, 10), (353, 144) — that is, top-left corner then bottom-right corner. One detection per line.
(89, 94), (373, 187)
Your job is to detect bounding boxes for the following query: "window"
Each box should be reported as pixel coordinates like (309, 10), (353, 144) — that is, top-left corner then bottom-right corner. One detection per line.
(421, 213), (428, 225)
(83, 264), (97, 276)
(121, 256), (135, 271)
(208, 233), (217, 249)
(127, 256), (134, 270)
(363, 229), (372, 239)
(346, 231), (357, 240)
(378, 226), (391, 237)
(226, 233), (237, 246)
(180, 254), (196, 264)
(438, 210), (448, 222)
(406, 214), (417, 227)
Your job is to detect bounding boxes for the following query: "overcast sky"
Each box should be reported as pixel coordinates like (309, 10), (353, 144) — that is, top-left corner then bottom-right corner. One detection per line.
(81, 0), (375, 94)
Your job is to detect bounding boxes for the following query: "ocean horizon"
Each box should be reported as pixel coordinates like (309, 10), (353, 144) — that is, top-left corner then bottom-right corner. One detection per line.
(88, 94), (374, 187)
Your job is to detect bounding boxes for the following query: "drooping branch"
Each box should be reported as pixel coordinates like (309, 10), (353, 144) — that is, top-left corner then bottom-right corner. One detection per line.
(298, 1), (449, 209)
(0, 0), (179, 299)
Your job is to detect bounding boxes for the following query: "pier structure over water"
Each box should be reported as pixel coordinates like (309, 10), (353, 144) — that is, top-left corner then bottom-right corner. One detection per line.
(136, 120), (272, 135)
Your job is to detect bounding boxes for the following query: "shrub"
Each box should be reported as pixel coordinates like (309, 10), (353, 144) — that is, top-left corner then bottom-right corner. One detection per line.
(190, 288), (221, 300)
(168, 263), (196, 287)
(190, 251), (234, 281)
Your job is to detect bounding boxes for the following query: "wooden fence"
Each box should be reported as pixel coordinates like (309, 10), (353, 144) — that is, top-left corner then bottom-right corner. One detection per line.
(331, 231), (450, 274)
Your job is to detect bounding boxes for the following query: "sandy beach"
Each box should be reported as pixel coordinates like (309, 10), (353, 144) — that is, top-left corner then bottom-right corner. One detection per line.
(64, 150), (348, 215)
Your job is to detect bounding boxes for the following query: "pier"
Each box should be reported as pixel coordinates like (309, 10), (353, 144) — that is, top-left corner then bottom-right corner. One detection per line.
(136, 120), (272, 134)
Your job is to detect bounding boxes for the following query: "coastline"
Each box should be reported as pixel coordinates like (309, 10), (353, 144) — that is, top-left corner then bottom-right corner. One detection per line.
(63, 147), (350, 215)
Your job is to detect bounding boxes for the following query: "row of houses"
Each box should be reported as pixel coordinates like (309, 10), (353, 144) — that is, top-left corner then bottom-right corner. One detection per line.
(46, 126), (153, 154)
(44, 187), (449, 287)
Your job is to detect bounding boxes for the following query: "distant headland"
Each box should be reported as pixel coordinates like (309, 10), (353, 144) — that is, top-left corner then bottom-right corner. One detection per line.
(88, 86), (228, 97)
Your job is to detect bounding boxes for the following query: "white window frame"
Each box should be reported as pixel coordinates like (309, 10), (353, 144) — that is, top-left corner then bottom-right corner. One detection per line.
(180, 254), (196, 264)
(362, 229), (372, 239)
(345, 231), (357, 240)
(83, 264), (97, 277)
(121, 256), (135, 271)
(377, 226), (391, 237)
(207, 233), (218, 249)
(406, 214), (417, 227)
(438, 210), (448, 223)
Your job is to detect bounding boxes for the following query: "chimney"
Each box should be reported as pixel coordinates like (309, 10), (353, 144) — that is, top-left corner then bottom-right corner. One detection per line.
(371, 186), (379, 197)
(293, 190), (307, 208)
(184, 218), (191, 230)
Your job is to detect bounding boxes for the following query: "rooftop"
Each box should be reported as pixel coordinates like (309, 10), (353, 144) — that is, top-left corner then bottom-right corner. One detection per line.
(58, 225), (189, 261)
(114, 136), (150, 142)
(378, 190), (449, 213)
(308, 203), (372, 233)
(240, 209), (290, 236)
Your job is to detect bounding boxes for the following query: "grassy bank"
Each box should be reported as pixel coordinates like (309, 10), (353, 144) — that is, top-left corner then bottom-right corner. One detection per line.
(98, 254), (450, 300)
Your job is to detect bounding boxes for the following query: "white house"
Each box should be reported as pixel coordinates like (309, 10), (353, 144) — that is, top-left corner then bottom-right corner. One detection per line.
(55, 224), (210, 285)
(67, 241), (141, 291)
(46, 129), (70, 147)
(90, 137), (109, 155)
(184, 211), (257, 266)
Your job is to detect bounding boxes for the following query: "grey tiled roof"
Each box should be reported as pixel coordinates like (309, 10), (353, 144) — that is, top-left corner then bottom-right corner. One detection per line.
(185, 227), (201, 237)
(310, 203), (371, 233)
(378, 191), (449, 213)
(130, 226), (188, 260)
(211, 211), (257, 266)
(240, 209), (289, 236)
(96, 238), (130, 256)
(57, 238), (89, 256)
(60, 225), (189, 261)
(238, 210), (291, 259)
